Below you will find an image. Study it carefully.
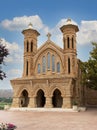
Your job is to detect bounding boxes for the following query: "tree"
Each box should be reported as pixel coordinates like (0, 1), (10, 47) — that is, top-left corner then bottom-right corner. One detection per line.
(0, 40), (9, 80)
(80, 42), (97, 90)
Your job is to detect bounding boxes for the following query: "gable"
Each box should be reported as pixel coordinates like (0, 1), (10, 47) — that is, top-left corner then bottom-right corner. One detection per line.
(35, 40), (63, 61)
(33, 40), (64, 76)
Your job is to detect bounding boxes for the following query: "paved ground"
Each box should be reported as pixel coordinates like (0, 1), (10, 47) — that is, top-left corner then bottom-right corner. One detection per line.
(0, 108), (97, 130)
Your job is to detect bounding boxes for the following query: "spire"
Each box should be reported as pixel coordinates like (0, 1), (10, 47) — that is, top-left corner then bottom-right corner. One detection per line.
(47, 33), (51, 41)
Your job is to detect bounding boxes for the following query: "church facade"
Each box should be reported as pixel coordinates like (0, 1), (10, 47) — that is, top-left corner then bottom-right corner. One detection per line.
(10, 19), (84, 108)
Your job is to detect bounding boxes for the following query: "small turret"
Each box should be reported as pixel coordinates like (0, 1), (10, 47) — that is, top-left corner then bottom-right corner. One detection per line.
(22, 23), (40, 77)
(60, 18), (79, 77)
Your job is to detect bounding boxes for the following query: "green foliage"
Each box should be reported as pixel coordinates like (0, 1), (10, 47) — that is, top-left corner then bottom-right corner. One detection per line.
(0, 97), (12, 103)
(0, 41), (9, 80)
(80, 42), (97, 90)
(0, 97), (12, 110)
(73, 100), (78, 105)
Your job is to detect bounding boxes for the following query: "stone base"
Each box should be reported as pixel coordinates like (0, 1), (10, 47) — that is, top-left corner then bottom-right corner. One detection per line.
(9, 107), (79, 112)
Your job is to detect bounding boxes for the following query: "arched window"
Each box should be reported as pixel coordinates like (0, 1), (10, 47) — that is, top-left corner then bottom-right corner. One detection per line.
(72, 37), (74, 48)
(47, 52), (50, 69)
(38, 64), (41, 73)
(52, 55), (55, 72)
(68, 58), (70, 74)
(67, 37), (70, 48)
(57, 62), (60, 73)
(27, 41), (29, 52)
(42, 56), (46, 73)
(31, 41), (33, 52)
(26, 61), (28, 76)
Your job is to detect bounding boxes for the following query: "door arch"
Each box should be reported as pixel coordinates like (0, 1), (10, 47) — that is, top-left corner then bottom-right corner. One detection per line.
(20, 90), (29, 107)
(36, 89), (46, 107)
(52, 89), (63, 108)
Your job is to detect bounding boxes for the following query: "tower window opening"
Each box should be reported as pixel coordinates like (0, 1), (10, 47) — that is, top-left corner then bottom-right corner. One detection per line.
(72, 37), (74, 48)
(67, 37), (70, 48)
(27, 41), (29, 52)
(26, 61), (28, 76)
(31, 41), (33, 52)
(68, 58), (70, 74)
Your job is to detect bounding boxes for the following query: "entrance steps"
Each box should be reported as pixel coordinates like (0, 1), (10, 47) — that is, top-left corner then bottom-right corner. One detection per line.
(9, 107), (79, 112)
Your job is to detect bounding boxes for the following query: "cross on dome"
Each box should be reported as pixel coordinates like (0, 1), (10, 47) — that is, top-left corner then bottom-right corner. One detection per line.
(47, 33), (51, 40)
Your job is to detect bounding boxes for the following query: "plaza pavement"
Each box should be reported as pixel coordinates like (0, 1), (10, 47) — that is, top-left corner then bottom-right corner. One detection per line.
(0, 108), (97, 130)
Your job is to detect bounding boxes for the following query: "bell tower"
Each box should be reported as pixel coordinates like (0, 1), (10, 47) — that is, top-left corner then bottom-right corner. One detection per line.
(22, 23), (40, 77)
(60, 18), (79, 77)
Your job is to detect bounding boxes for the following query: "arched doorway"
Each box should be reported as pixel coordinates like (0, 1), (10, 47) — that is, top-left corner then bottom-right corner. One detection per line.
(36, 89), (45, 107)
(20, 90), (29, 107)
(52, 89), (63, 108)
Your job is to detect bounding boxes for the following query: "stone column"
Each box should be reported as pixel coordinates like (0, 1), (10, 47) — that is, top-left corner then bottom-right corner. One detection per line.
(45, 97), (53, 108)
(62, 97), (72, 108)
(11, 97), (20, 108)
(28, 97), (36, 108)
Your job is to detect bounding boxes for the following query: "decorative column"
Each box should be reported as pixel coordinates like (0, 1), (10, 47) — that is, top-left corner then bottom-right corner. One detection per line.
(62, 97), (72, 108)
(11, 97), (20, 108)
(28, 97), (36, 108)
(45, 97), (53, 108)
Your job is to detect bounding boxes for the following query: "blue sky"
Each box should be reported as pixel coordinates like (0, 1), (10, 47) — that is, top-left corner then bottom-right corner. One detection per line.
(0, 0), (97, 89)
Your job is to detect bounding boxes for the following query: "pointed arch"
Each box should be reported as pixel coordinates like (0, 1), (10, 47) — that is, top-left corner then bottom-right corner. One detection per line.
(36, 89), (46, 107)
(33, 86), (47, 97)
(20, 89), (29, 107)
(52, 89), (63, 107)
(49, 86), (65, 97)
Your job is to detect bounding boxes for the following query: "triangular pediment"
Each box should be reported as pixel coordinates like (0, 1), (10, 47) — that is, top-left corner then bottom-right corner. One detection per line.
(36, 40), (63, 56)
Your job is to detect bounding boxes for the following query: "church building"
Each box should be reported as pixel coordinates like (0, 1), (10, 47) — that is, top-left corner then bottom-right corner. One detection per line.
(10, 19), (84, 108)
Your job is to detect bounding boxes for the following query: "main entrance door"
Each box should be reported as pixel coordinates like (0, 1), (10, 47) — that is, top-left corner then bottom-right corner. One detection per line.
(36, 89), (45, 107)
(52, 89), (63, 108)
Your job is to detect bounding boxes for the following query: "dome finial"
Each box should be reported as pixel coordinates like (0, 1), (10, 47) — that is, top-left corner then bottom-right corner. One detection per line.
(28, 23), (33, 29)
(67, 18), (71, 22)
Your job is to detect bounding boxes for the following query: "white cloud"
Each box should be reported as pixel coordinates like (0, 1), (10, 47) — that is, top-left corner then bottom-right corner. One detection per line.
(56, 18), (78, 28)
(0, 38), (23, 63)
(1, 15), (44, 31)
(1, 16), (97, 46)
(50, 19), (97, 46)
(7, 69), (22, 78)
(77, 20), (97, 45)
